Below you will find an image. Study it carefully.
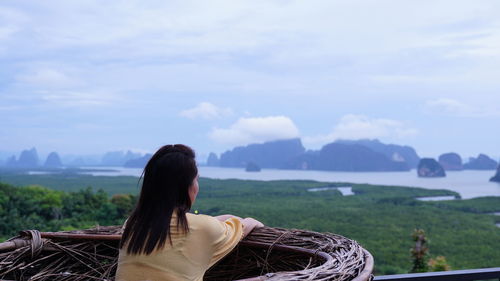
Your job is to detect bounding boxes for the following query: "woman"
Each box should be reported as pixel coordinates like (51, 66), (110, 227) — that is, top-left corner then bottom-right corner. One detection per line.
(116, 144), (263, 281)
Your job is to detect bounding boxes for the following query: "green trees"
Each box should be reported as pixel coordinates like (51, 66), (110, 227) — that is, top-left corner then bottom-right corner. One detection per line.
(410, 229), (452, 273)
(0, 183), (132, 238)
(428, 256), (451, 271)
(111, 194), (136, 217)
(410, 229), (429, 273)
(1, 178), (498, 275)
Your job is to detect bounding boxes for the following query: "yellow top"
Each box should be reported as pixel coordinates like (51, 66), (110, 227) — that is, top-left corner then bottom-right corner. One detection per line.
(115, 213), (243, 281)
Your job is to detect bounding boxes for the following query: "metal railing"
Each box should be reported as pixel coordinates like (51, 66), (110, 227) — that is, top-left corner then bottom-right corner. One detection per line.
(374, 267), (500, 281)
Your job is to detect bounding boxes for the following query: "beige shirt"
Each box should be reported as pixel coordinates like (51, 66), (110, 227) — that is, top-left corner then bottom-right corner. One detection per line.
(116, 213), (243, 281)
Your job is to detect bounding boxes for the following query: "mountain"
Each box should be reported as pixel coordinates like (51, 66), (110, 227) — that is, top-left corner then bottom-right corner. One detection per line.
(282, 150), (320, 170)
(438, 152), (463, 171)
(0, 151), (10, 166)
(285, 140), (412, 171)
(463, 154), (498, 170)
(417, 158), (446, 177)
(101, 150), (142, 166)
(335, 139), (420, 168)
(124, 154), (152, 168)
(219, 138), (305, 168)
(219, 138), (413, 171)
(206, 152), (219, 166)
(314, 143), (409, 171)
(6, 155), (17, 166)
(67, 157), (86, 167)
(44, 152), (63, 168)
(245, 162), (261, 172)
(16, 148), (39, 167)
(490, 165), (500, 182)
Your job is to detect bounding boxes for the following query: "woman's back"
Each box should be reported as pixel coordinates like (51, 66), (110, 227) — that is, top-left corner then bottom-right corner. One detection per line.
(116, 213), (243, 281)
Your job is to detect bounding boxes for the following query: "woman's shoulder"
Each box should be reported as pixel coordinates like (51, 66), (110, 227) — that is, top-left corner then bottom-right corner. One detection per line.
(186, 213), (219, 226)
(187, 213), (225, 238)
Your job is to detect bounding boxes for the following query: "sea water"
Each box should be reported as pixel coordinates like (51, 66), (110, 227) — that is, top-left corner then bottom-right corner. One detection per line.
(78, 166), (500, 199)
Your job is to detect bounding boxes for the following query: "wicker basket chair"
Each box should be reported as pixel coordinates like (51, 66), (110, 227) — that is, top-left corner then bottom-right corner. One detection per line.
(0, 226), (373, 281)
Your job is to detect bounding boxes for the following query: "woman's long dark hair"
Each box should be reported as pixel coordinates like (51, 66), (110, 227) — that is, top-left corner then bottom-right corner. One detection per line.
(120, 144), (198, 255)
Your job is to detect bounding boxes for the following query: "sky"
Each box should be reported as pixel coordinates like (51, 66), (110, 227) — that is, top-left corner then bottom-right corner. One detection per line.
(1, 0), (499, 162)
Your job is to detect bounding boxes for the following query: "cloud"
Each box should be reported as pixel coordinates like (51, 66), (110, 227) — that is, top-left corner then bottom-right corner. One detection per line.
(209, 116), (299, 145)
(425, 98), (500, 117)
(180, 102), (233, 120)
(11, 68), (121, 108)
(17, 68), (79, 88)
(303, 114), (418, 147)
(36, 90), (119, 107)
(0, 6), (26, 41)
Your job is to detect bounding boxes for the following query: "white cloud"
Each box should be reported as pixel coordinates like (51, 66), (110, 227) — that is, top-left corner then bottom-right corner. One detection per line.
(36, 90), (119, 107)
(425, 98), (500, 117)
(303, 114), (418, 147)
(17, 68), (79, 88)
(445, 28), (500, 58)
(0, 6), (26, 41)
(180, 102), (233, 120)
(5, 1), (500, 62)
(209, 116), (299, 145)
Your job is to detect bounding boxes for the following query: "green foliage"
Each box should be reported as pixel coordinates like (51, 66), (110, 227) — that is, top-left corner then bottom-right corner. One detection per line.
(0, 182), (131, 237)
(111, 194), (136, 217)
(426, 197), (500, 213)
(410, 229), (429, 273)
(0, 174), (499, 275)
(428, 256), (451, 272)
(191, 180), (500, 274)
(0, 171), (141, 196)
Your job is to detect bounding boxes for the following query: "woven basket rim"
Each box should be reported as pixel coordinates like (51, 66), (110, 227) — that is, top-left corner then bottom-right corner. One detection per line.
(0, 226), (374, 281)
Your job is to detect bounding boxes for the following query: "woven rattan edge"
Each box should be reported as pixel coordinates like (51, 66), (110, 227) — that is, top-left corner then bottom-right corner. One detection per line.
(351, 249), (374, 281)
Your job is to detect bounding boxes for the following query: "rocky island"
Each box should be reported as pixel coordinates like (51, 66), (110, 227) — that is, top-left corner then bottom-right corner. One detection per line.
(44, 152), (63, 168)
(213, 138), (418, 172)
(464, 154), (498, 170)
(6, 148), (39, 168)
(490, 165), (500, 182)
(438, 152), (463, 171)
(245, 162), (261, 172)
(417, 158), (446, 177)
(124, 154), (152, 168)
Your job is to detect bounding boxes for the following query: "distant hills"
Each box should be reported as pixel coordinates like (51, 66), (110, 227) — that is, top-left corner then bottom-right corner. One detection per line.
(490, 165), (500, 182)
(5, 148), (40, 168)
(438, 153), (463, 171)
(44, 152), (63, 168)
(124, 154), (152, 168)
(335, 139), (420, 168)
(417, 158), (446, 177)
(101, 151), (142, 166)
(1, 148), (149, 168)
(463, 154), (498, 170)
(208, 139), (419, 172)
(205, 138), (498, 173)
(0, 141), (497, 173)
(219, 138), (305, 169)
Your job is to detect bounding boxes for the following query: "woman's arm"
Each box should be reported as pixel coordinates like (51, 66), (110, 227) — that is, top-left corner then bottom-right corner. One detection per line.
(241, 217), (264, 238)
(215, 214), (242, 221)
(215, 215), (264, 238)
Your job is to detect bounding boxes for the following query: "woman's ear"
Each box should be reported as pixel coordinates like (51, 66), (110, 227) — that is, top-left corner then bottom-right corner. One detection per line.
(188, 177), (199, 204)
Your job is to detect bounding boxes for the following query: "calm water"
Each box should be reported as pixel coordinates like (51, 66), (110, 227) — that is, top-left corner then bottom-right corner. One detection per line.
(308, 186), (354, 195)
(416, 196), (457, 201)
(81, 166), (500, 199)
